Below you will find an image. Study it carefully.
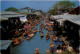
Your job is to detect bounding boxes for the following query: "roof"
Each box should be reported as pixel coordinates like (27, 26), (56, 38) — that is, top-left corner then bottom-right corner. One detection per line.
(20, 7), (33, 10)
(53, 13), (80, 25)
(1, 14), (25, 18)
(0, 40), (12, 50)
(68, 6), (80, 15)
(0, 11), (25, 19)
(1, 11), (19, 15)
(0, 18), (8, 21)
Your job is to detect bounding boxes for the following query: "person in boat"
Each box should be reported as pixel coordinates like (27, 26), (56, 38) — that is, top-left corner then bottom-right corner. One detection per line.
(35, 28), (38, 32)
(51, 35), (56, 41)
(46, 31), (50, 36)
(15, 29), (19, 35)
(62, 44), (67, 51)
(40, 26), (42, 29)
(50, 41), (54, 53)
(18, 38), (22, 43)
(46, 31), (50, 39)
(35, 48), (40, 54)
(41, 31), (44, 37)
(41, 21), (44, 26)
(26, 36), (31, 40)
(55, 36), (58, 42)
(51, 31), (53, 35)
(46, 50), (50, 54)
(12, 38), (15, 45)
(23, 30), (28, 36)
(33, 29), (36, 34)
(39, 28), (41, 32)
(13, 38), (19, 45)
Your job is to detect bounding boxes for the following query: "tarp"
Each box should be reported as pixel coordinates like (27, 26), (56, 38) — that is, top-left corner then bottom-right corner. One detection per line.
(24, 25), (28, 28)
(0, 40), (12, 50)
(20, 16), (27, 22)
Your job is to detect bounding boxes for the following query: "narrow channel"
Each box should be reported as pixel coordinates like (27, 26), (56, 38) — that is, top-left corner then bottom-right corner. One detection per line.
(10, 18), (63, 54)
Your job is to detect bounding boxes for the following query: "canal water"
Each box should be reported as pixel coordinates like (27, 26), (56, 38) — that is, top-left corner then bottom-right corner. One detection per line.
(10, 19), (63, 54)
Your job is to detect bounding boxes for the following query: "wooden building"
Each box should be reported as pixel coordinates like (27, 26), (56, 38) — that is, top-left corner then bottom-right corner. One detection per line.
(0, 11), (25, 40)
(53, 6), (80, 51)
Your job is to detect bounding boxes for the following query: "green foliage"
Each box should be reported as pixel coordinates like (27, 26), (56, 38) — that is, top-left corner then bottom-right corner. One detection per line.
(5, 7), (18, 12)
(48, 1), (75, 15)
(53, 1), (75, 10)
(48, 9), (58, 15)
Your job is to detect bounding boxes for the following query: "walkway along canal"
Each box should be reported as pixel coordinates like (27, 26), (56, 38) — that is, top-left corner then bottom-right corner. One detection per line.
(10, 18), (63, 54)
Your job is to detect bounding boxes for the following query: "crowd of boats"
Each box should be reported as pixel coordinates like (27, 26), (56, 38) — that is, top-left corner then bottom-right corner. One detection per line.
(11, 17), (74, 54)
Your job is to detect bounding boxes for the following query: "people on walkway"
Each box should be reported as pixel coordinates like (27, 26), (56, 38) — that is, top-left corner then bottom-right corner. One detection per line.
(56, 44), (62, 54)
(67, 45), (73, 54)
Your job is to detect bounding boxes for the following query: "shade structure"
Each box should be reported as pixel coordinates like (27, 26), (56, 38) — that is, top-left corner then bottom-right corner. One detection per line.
(24, 25), (28, 28)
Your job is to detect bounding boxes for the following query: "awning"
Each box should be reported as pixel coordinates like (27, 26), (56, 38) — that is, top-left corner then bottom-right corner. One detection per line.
(0, 40), (12, 50)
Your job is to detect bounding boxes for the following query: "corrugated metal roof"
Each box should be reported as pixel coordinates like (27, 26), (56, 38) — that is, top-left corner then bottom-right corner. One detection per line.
(53, 14), (80, 25)
(1, 14), (25, 18)
(1, 11), (19, 15)
(0, 40), (12, 50)
(0, 11), (25, 18)
(0, 18), (8, 21)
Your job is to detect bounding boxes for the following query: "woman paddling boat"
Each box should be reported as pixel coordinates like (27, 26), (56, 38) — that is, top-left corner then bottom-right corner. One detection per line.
(50, 41), (54, 53)
(35, 48), (40, 54)
(26, 35), (31, 40)
(39, 28), (41, 32)
(46, 31), (50, 40)
(41, 31), (44, 37)
(12, 37), (24, 46)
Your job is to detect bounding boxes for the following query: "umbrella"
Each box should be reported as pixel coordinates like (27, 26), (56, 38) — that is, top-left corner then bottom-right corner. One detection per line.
(24, 25), (28, 28)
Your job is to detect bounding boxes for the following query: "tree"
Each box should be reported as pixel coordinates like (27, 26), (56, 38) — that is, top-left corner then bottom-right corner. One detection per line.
(48, 9), (58, 15)
(48, 1), (75, 15)
(5, 7), (18, 12)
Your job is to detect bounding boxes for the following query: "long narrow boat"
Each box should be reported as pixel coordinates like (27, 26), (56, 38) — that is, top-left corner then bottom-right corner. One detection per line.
(26, 36), (31, 40)
(30, 34), (34, 38)
(46, 31), (50, 40)
(51, 35), (56, 41)
(46, 50), (50, 54)
(39, 28), (41, 32)
(41, 31), (44, 37)
(35, 48), (40, 54)
(12, 37), (24, 46)
(50, 42), (54, 53)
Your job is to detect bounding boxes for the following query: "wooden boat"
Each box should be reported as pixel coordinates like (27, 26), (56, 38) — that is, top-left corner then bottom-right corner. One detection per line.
(46, 35), (50, 40)
(46, 32), (50, 36)
(30, 34), (34, 38)
(12, 37), (24, 46)
(46, 50), (50, 54)
(50, 42), (54, 53)
(41, 33), (44, 37)
(51, 31), (54, 35)
(46, 32), (50, 40)
(26, 36), (31, 40)
(13, 41), (19, 46)
(35, 48), (40, 54)
(39, 29), (41, 32)
(51, 36), (56, 41)
(40, 26), (42, 29)
(49, 28), (53, 31)
(35, 29), (38, 32)
(33, 30), (36, 34)
(32, 26), (34, 28)
(41, 22), (44, 24)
